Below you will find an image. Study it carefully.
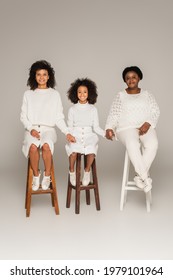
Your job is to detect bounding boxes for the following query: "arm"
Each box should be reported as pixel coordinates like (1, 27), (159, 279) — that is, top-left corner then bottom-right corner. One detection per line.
(55, 93), (69, 134)
(20, 92), (33, 131)
(93, 108), (105, 137)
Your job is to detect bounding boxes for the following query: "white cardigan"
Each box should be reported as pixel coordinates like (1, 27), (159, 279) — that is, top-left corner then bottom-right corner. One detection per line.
(105, 89), (160, 132)
(20, 88), (68, 134)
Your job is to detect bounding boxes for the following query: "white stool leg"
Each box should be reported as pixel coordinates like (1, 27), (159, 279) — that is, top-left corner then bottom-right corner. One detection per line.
(120, 151), (130, 211)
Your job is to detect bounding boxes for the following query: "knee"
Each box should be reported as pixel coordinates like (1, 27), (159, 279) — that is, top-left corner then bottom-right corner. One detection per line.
(29, 144), (38, 154)
(126, 140), (140, 152)
(42, 143), (51, 153)
(70, 152), (77, 158)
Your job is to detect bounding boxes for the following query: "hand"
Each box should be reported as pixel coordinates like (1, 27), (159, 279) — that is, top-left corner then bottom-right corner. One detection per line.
(30, 129), (40, 139)
(66, 133), (76, 143)
(105, 129), (115, 140)
(138, 122), (151, 135)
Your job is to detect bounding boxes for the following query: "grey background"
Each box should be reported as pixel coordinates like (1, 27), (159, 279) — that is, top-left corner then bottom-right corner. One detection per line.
(0, 0), (173, 259)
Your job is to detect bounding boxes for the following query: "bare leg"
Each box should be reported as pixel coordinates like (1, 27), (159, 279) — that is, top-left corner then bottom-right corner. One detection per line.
(42, 143), (52, 176)
(85, 153), (95, 171)
(29, 144), (40, 176)
(69, 152), (77, 172)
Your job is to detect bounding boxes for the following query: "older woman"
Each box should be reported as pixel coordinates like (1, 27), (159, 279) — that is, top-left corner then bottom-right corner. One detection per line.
(105, 66), (160, 193)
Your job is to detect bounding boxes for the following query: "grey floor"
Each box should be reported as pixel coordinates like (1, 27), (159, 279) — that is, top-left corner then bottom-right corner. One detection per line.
(1, 159), (172, 260)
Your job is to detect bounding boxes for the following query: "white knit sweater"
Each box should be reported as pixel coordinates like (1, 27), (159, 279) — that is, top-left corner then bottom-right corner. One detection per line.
(67, 102), (105, 137)
(20, 88), (68, 134)
(105, 89), (160, 132)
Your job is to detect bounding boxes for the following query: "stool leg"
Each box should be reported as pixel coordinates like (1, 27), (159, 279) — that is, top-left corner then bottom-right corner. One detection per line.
(84, 155), (90, 205)
(26, 161), (33, 217)
(25, 158), (30, 209)
(75, 153), (81, 214)
(66, 175), (72, 208)
(51, 161), (60, 215)
(92, 159), (100, 210)
(120, 151), (130, 211)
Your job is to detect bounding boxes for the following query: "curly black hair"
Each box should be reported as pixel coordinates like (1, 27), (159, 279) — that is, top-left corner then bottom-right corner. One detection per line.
(27, 60), (56, 90)
(122, 66), (143, 82)
(67, 78), (98, 104)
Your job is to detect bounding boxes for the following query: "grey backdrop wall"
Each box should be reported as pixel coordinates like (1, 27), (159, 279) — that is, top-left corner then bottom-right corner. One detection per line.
(0, 0), (173, 175)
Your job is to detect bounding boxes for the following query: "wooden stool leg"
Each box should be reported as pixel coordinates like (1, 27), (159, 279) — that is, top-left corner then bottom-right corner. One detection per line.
(50, 160), (60, 215)
(75, 153), (81, 214)
(84, 155), (90, 205)
(92, 159), (100, 210)
(26, 160), (33, 217)
(66, 175), (72, 208)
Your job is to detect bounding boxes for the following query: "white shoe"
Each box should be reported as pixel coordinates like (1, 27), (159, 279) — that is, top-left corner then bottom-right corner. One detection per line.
(32, 172), (41, 191)
(42, 172), (51, 190)
(134, 175), (144, 189)
(82, 171), (90, 186)
(143, 177), (152, 193)
(69, 171), (76, 186)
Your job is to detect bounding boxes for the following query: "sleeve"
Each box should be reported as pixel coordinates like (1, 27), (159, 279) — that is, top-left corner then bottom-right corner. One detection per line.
(20, 92), (33, 131)
(67, 107), (74, 134)
(93, 108), (105, 137)
(55, 92), (69, 134)
(105, 92), (122, 131)
(146, 92), (160, 128)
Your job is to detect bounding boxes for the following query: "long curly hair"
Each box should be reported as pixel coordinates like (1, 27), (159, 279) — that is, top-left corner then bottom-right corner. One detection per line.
(67, 78), (98, 104)
(27, 60), (56, 90)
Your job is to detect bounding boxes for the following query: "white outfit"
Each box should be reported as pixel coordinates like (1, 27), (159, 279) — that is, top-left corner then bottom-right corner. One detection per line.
(20, 88), (68, 157)
(65, 102), (105, 156)
(106, 89), (160, 180)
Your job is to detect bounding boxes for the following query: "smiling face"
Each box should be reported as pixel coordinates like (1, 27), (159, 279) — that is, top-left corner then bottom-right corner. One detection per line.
(35, 69), (49, 89)
(77, 86), (88, 104)
(124, 71), (140, 90)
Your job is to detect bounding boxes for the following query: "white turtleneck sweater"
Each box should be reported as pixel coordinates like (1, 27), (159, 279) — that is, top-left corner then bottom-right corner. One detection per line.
(105, 89), (160, 132)
(20, 88), (68, 134)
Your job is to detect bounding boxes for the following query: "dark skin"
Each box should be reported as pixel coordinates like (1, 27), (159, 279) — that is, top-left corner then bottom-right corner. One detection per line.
(106, 71), (151, 140)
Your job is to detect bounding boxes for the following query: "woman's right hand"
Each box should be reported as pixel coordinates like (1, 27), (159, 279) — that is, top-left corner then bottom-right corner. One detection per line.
(66, 133), (76, 143)
(30, 129), (40, 139)
(105, 129), (115, 140)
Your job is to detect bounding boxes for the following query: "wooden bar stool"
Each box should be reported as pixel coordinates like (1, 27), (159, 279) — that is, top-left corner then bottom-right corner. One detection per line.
(120, 150), (152, 212)
(25, 157), (60, 217)
(66, 153), (101, 214)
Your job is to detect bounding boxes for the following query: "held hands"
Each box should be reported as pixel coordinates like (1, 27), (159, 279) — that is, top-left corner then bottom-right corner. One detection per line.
(66, 133), (76, 143)
(105, 129), (115, 141)
(30, 129), (40, 139)
(138, 122), (151, 135)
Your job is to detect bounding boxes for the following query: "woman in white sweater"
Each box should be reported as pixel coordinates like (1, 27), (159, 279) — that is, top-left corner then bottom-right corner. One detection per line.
(105, 66), (160, 193)
(20, 60), (74, 191)
(66, 78), (105, 187)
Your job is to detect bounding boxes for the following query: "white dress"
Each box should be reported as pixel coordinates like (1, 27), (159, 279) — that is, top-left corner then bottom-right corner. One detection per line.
(20, 88), (68, 157)
(65, 102), (105, 156)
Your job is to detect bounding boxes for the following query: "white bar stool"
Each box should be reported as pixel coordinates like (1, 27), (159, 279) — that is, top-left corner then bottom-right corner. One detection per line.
(120, 150), (152, 212)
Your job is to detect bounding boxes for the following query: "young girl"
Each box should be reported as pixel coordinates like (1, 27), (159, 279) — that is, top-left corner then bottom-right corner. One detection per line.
(105, 66), (160, 193)
(65, 78), (105, 187)
(20, 60), (74, 191)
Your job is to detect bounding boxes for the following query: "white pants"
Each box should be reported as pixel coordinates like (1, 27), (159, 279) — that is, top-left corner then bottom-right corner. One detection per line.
(117, 127), (158, 180)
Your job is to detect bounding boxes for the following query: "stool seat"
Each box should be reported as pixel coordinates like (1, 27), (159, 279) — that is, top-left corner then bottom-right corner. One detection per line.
(66, 153), (101, 214)
(25, 157), (60, 217)
(120, 150), (152, 212)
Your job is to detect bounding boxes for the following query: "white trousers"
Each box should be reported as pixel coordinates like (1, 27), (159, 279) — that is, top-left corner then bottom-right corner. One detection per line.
(117, 127), (158, 180)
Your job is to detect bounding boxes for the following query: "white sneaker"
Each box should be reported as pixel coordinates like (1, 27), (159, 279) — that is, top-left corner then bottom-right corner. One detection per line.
(143, 177), (152, 193)
(42, 172), (51, 190)
(32, 172), (41, 191)
(82, 171), (90, 186)
(134, 175), (144, 189)
(69, 171), (76, 186)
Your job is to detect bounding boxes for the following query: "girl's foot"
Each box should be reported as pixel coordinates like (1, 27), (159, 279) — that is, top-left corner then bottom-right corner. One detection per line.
(82, 171), (90, 186)
(69, 171), (76, 186)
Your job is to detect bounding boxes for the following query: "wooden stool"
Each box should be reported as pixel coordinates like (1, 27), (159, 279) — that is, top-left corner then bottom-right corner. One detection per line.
(66, 153), (101, 214)
(25, 157), (60, 217)
(120, 150), (152, 212)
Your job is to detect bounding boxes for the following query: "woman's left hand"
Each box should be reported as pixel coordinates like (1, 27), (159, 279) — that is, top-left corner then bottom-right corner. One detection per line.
(138, 122), (151, 135)
(66, 133), (76, 143)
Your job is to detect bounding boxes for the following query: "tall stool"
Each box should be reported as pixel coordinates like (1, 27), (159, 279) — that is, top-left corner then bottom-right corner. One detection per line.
(120, 150), (152, 212)
(66, 153), (101, 214)
(25, 157), (60, 217)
